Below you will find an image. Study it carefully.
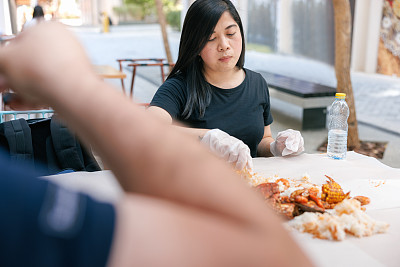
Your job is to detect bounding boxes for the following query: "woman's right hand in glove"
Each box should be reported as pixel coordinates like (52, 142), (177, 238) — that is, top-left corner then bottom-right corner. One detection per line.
(201, 129), (253, 171)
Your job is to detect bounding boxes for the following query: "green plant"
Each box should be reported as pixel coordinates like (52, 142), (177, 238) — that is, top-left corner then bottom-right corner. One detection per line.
(166, 9), (181, 30)
(113, 3), (149, 21)
(124, 0), (155, 19)
(246, 43), (272, 53)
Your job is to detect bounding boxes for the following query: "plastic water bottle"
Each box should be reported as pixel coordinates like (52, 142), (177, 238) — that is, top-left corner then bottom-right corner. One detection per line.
(327, 93), (349, 160)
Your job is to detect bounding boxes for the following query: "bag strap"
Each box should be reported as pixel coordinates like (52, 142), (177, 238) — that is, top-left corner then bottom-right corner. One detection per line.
(50, 117), (85, 172)
(45, 136), (61, 174)
(3, 119), (34, 166)
(81, 144), (101, 171)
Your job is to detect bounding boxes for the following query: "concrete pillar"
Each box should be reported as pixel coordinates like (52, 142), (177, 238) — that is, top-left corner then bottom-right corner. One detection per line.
(80, 0), (122, 26)
(277, 0), (292, 54)
(80, 0), (99, 26)
(351, 0), (383, 73)
(0, 0), (12, 35)
(235, 0), (248, 40)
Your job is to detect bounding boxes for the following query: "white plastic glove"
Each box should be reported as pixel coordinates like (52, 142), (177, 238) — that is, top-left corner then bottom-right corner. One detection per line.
(270, 129), (305, 157)
(201, 129), (253, 170)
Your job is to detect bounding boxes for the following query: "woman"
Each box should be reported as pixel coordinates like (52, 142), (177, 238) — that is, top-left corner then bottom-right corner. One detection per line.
(149, 0), (304, 169)
(23, 5), (45, 30)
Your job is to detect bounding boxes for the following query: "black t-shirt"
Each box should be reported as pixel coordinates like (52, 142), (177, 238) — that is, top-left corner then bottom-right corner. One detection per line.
(0, 151), (115, 267)
(150, 68), (273, 157)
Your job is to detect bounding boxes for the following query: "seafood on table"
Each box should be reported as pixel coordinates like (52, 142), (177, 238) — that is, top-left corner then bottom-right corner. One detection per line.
(237, 169), (389, 240)
(288, 199), (389, 241)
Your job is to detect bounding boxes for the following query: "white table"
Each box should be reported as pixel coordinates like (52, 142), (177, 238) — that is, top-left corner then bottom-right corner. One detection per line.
(44, 152), (400, 267)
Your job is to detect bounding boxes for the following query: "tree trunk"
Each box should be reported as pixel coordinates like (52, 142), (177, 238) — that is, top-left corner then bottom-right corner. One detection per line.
(155, 0), (174, 70)
(332, 0), (360, 150)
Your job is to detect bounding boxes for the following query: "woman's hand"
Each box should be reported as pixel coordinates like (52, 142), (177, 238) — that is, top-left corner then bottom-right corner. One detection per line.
(270, 129), (304, 157)
(201, 129), (253, 170)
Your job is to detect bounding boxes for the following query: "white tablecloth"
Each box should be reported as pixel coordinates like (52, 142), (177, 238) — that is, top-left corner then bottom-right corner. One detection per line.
(44, 152), (400, 267)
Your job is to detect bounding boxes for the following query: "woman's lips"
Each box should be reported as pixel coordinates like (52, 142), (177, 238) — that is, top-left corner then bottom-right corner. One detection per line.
(219, 56), (232, 62)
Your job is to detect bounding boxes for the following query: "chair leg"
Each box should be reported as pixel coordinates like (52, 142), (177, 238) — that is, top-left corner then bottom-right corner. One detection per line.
(130, 66), (137, 97)
(120, 79), (125, 94)
(118, 61), (126, 95)
(160, 65), (166, 83)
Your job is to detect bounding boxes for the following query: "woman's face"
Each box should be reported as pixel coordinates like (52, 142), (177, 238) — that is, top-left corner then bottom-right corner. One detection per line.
(199, 11), (242, 75)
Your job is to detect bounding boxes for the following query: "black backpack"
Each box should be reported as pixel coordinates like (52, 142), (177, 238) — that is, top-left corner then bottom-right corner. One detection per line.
(0, 116), (101, 175)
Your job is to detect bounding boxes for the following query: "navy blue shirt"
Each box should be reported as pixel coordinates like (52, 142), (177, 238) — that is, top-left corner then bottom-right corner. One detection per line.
(0, 151), (115, 267)
(150, 69), (273, 157)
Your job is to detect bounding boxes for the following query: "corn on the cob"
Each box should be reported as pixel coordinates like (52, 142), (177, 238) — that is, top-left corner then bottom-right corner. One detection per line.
(321, 175), (350, 204)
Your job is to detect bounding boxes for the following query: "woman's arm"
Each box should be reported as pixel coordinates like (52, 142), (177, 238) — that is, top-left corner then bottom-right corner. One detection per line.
(148, 105), (210, 138)
(257, 125), (275, 157)
(148, 105), (253, 170)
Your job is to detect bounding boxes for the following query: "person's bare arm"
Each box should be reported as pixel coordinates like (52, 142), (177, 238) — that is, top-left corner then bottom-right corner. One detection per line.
(148, 105), (210, 139)
(257, 125), (275, 157)
(0, 23), (313, 267)
(109, 194), (313, 267)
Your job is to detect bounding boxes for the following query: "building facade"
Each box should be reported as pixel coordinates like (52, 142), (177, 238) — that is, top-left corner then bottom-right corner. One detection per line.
(79, 0), (123, 26)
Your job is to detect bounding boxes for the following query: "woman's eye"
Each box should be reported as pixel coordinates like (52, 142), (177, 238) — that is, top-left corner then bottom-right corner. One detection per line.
(227, 32), (236, 37)
(208, 37), (216, 42)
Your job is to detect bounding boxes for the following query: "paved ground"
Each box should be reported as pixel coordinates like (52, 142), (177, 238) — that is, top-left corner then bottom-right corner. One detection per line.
(71, 24), (400, 168)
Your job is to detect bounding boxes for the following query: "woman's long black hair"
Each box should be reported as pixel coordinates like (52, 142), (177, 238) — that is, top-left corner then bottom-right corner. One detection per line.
(168, 0), (246, 119)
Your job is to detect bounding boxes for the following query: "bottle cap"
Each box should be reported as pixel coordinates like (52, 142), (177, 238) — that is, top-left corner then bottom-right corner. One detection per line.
(335, 93), (346, 99)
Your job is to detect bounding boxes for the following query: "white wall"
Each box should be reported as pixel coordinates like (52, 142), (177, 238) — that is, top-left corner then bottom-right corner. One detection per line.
(80, 0), (99, 26)
(99, 0), (122, 25)
(80, 0), (123, 26)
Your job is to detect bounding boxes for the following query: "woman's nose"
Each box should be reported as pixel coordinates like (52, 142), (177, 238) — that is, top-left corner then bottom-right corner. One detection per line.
(218, 37), (229, 51)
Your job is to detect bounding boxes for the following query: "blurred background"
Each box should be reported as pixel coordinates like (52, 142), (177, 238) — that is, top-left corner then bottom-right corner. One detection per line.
(1, 0), (399, 77)
(1, 0), (400, 168)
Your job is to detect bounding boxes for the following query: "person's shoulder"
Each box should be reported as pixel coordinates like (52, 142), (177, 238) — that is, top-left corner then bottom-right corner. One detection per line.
(167, 72), (186, 83)
(163, 73), (187, 90)
(244, 68), (263, 79)
(244, 68), (266, 83)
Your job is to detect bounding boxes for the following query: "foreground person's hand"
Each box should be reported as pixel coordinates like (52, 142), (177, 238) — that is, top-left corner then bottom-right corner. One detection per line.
(201, 129), (253, 170)
(0, 22), (97, 105)
(270, 129), (305, 157)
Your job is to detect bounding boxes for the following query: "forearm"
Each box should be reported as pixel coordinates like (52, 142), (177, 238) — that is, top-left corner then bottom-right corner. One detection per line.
(172, 125), (209, 139)
(257, 137), (275, 157)
(147, 106), (209, 139)
(108, 194), (314, 267)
